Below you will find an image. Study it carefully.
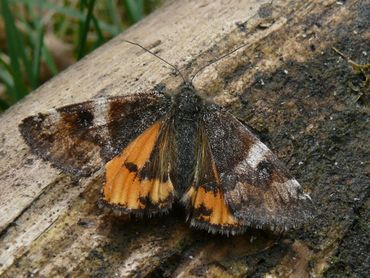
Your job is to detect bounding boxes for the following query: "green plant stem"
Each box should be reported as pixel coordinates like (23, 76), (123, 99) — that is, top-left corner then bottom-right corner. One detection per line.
(77, 0), (97, 60)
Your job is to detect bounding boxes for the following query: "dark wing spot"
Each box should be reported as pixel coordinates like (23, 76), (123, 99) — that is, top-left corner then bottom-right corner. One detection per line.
(76, 110), (94, 128)
(193, 203), (212, 217)
(124, 162), (138, 172)
(256, 160), (274, 188)
(59, 105), (95, 129)
(201, 182), (219, 193)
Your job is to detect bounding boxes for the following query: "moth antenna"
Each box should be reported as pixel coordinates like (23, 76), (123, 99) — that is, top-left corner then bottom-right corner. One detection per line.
(190, 41), (249, 84)
(123, 39), (187, 83)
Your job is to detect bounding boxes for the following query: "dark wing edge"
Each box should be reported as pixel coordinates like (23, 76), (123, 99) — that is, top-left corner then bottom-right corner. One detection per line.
(201, 106), (313, 232)
(19, 92), (170, 177)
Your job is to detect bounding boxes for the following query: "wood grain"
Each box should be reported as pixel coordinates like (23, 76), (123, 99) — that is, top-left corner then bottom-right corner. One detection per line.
(0, 0), (368, 276)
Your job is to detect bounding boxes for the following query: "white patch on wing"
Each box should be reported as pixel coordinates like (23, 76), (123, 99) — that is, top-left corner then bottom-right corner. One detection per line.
(233, 142), (270, 175)
(93, 98), (109, 127)
(245, 141), (270, 169)
(92, 98), (111, 149)
(45, 108), (60, 122)
(44, 108), (61, 134)
(272, 179), (311, 201)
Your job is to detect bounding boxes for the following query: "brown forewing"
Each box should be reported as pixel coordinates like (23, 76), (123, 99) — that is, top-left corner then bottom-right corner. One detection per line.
(19, 92), (170, 177)
(202, 106), (313, 230)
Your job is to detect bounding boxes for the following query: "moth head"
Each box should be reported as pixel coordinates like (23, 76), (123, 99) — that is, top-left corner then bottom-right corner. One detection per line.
(180, 81), (195, 93)
(172, 82), (202, 117)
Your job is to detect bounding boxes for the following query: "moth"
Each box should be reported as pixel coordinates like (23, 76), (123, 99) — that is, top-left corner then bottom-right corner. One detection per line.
(19, 40), (313, 235)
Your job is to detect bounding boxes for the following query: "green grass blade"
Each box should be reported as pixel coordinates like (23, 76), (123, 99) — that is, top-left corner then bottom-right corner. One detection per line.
(91, 14), (105, 47)
(107, 0), (122, 32)
(32, 26), (44, 86)
(0, 68), (14, 89)
(25, 0), (45, 88)
(0, 56), (17, 103)
(0, 72), (14, 91)
(77, 0), (97, 60)
(9, 0), (83, 18)
(10, 0), (121, 36)
(0, 0), (27, 99)
(123, 0), (144, 23)
(77, 0), (87, 58)
(0, 98), (10, 111)
(1, 1), (20, 76)
(5, 1), (36, 91)
(0, 57), (15, 86)
(41, 1), (120, 35)
(42, 47), (59, 76)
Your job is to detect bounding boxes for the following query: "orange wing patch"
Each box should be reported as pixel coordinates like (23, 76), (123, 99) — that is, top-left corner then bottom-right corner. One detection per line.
(102, 121), (174, 212)
(185, 186), (239, 226)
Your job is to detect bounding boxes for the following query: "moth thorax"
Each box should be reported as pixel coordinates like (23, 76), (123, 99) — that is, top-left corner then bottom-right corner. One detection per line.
(175, 84), (202, 120)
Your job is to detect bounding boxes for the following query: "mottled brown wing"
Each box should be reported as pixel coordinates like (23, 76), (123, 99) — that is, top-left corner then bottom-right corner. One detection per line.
(201, 106), (313, 231)
(19, 92), (171, 177)
(99, 118), (177, 216)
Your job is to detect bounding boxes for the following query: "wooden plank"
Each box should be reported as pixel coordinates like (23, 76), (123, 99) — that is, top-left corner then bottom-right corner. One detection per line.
(0, 0), (368, 276)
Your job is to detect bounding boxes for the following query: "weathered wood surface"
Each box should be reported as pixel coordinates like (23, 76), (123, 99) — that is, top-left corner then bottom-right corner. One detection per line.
(0, 0), (369, 277)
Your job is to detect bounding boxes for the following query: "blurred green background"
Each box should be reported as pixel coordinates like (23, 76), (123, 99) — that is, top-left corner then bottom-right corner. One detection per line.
(0, 0), (162, 111)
